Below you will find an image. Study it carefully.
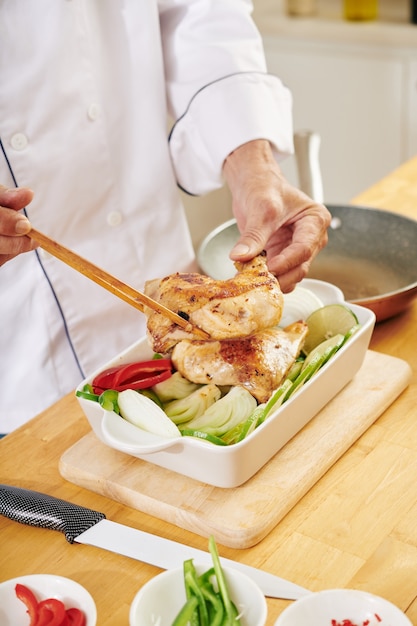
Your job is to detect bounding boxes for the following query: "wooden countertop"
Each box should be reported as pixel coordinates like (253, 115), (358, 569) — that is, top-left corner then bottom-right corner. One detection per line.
(2, 157), (417, 625)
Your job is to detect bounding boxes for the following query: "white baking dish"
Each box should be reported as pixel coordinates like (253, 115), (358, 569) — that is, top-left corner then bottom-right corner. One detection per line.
(76, 279), (375, 488)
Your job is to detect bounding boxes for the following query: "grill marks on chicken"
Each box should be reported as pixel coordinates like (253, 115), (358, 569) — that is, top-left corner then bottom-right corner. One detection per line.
(144, 254), (284, 353)
(171, 322), (308, 403)
(144, 254), (308, 403)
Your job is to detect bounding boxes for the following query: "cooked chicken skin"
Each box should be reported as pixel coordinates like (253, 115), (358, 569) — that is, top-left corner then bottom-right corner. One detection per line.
(171, 322), (308, 403)
(144, 253), (284, 354)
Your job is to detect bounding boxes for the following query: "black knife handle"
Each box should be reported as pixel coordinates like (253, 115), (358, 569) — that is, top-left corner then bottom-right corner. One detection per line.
(0, 484), (106, 543)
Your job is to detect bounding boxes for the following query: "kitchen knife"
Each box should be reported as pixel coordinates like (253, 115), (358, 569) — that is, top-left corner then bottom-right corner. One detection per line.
(0, 484), (309, 600)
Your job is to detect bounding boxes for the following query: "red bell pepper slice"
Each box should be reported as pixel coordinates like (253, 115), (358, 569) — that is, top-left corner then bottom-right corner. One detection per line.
(37, 598), (67, 625)
(65, 608), (86, 626)
(15, 583), (39, 625)
(92, 359), (173, 394)
(15, 583), (87, 626)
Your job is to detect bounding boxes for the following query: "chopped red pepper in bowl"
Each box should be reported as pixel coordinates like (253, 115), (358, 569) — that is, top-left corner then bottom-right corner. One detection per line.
(15, 583), (39, 624)
(14, 583), (87, 626)
(331, 616), (382, 626)
(0, 575), (95, 626)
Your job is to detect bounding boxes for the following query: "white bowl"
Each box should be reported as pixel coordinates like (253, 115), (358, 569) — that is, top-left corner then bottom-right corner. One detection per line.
(0, 574), (97, 626)
(129, 565), (267, 626)
(77, 279), (375, 487)
(274, 588), (412, 625)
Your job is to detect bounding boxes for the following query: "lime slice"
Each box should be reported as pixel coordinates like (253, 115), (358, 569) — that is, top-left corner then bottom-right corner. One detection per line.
(302, 304), (359, 355)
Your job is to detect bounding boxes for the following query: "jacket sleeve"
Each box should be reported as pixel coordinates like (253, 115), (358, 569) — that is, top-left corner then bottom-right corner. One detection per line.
(159, 0), (294, 195)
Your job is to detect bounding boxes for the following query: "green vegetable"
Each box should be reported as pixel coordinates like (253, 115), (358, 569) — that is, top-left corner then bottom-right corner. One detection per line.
(286, 358), (304, 381)
(181, 386), (257, 437)
(301, 333), (345, 372)
(76, 386), (120, 414)
(262, 332), (348, 421)
(75, 384), (99, 402)
(171, 594), (199, 626)
(221, 403), (266, 445)
(164, 383), (221, 424)
(209, 536), (240, 626)
(172, 536), (241, 626)
(281, 354), (323, 402)
(180, 430), (228, 446)
(184, 560), (209, 626)
(98, 389), (120, 414)
(282, 333), (345, 402)
(261, 378), (293, 422)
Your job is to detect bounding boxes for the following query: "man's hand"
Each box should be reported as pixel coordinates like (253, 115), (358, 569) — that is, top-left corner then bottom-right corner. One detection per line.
(0, 186), (36, 266)
(223, 140), (331, 292)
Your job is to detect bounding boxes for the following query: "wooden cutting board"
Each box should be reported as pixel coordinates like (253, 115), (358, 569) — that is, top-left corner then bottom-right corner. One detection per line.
(60, 350), (412, 549)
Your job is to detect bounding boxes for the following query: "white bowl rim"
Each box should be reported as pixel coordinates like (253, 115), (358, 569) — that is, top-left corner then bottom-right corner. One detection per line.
(274, 588), (412, 625)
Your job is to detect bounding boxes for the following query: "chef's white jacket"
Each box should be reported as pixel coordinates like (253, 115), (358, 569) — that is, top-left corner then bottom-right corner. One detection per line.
(0, 0), (293, 432)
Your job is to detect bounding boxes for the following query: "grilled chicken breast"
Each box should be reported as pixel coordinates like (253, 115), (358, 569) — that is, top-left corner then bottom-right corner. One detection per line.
(171, 322), (308, 403)
(144, 253), (284, 353)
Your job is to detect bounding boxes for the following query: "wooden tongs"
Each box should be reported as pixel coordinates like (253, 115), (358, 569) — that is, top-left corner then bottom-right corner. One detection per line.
(28, 229), (210, 339)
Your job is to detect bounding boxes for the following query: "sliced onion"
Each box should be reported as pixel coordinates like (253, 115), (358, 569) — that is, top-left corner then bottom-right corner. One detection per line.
(118, 389), (181, 438)
(280, 286), (324, 327)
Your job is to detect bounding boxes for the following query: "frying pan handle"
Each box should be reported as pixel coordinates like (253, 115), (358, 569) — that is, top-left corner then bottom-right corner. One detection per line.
(293, 130), (324, 204)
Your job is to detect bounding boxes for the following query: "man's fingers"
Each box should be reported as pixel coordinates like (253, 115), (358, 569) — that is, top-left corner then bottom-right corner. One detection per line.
(14, 214), (32, 234)
(0, 186), (34, 211)
(0, 207), (32, 236)
(0, 186), (34, 243)
(0, 189), (36, 265)
(0, 231), (37, 267)
(229, 209), (279, 261)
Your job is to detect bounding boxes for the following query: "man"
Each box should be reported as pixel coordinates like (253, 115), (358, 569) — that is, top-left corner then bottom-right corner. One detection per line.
(0, 0), (330, 432)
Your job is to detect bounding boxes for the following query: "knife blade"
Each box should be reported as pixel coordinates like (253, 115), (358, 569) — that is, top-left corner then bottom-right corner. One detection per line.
(0, 484), (309, 600)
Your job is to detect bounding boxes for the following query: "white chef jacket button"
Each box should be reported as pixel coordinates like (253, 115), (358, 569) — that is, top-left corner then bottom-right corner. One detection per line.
(10, 133), (28, 151)
(107, 211), (122, 227)
(87, 103), (100, 121)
